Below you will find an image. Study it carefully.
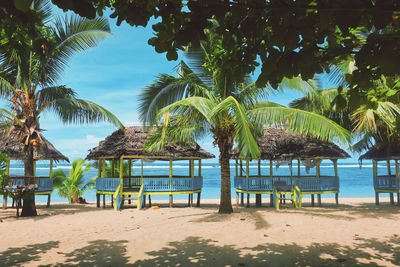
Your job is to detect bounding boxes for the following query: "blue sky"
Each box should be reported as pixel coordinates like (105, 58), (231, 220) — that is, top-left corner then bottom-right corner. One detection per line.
(2, 10), (359, 163)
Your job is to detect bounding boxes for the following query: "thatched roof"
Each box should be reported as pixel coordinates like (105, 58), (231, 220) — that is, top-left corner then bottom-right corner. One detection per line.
(233, 129), (350, 160)
(0, 130), (69, 162)
(359, 143), (400, 161)
(86, 126), (215, 160)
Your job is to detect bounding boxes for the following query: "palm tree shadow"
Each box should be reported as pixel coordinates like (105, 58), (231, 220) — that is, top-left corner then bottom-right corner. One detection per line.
(52, 239), (130, 267)
(0, 203), (100, 221)
(134, 236), (399, 266)
(191, 209), (271, 230)
(0, 241), (59, 266)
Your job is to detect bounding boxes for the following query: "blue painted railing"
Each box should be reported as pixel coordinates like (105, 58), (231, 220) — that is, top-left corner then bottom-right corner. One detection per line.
(142, 176), (203, 192)
(36, 178), (53, 192)
(234, 176), (339, 192)
(5, 177), (53, 192)
(96, 176), (203, 193)
(374, 176), (399, 191)
(96, 178), (121, 192)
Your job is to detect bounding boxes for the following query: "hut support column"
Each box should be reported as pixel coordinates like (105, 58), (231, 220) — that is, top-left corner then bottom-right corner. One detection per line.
(240, 159), (244, 205)
(2, 160), (9, 209)
(256, 159), (262, 207)
(373, 160), (379, 206)
(169, 160), (173, 208)
(270, 160), (274, 207)
(316, 159), (321, 207)
(197, 159), (202, 207)
(333, 160), (339, 205)
(396, 160), (400, 206)
(246, 160), (250, 208)
(96, 159), (101, 208)
(388, 160), (395, 205)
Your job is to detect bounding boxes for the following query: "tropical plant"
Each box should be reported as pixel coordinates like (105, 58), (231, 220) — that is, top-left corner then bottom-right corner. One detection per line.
(0, 0), (123, 216)
(290, 58), (400, 154)
(53, 158), (95, 203)
(139, 23), (351, 213)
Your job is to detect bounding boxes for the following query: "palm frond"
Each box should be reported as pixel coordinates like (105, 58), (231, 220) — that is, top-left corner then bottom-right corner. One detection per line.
(248, 106), (351, 146)
(43, 15), (111, 85)
(157, 96), (216, 125)
(211, 96), (260, 158)
(0, 76), (15, 99)
(38, 85), (76, 106)
(50, 98), (124, 129)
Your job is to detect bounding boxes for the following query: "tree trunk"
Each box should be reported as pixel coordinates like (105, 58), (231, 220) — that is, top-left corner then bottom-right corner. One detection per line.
(21, 144), (37, 217)
(219, 153), (233, 213)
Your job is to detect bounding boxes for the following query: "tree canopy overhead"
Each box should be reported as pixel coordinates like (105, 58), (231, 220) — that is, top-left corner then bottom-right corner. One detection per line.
(49, 0), (400, 89)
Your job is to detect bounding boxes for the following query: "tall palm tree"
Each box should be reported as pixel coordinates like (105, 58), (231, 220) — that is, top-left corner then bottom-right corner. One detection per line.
(139, 25), (351, 214)
(0, 0), (123, 216)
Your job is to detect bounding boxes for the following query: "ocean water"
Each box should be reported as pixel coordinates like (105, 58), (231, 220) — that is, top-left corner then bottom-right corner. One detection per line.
(6, 160), (391, 204)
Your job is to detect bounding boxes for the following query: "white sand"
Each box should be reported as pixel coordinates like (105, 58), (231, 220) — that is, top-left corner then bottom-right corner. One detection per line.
(1, 197), (400, 266)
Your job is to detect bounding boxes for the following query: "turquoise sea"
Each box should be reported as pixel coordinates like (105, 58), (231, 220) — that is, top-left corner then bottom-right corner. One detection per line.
(7, 160), (394, 204)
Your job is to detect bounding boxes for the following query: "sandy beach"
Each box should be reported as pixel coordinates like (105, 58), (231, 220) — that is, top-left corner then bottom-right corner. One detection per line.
(0, 197), (400, 266)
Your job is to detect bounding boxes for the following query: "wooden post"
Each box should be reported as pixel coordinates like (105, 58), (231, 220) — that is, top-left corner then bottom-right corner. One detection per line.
(119, 157), (124, 205)
(49, 159), (53, 178)
(141, 159), (144, 180)
(256, 159), (262, 207)
(111, 159), (115, 177)
(199, 159), (202, 176)
(333, 160), (338, 177)
(333, 159), (339, 205)
(373, 160), (379, 205)
(102, 159), (106, 178)
(97, 159), (101, 178)
(169, 160), (173, 208)
(316, 159), (321, 207)
(298, 159), (301, 177)
(270, 160), (273, 177)
(235, 160), (238, 177)
(240, 160), (243, 177)
(189, 159), (192, 177)
(396, 160), (400, 206)
(246, 160), (250, 207)
(387, 160), (394, 204)
(2, 159), (9, 209)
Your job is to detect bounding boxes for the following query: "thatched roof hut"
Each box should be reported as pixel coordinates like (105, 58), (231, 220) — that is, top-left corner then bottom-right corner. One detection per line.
(0, 130), (69, 162)
(359, 143), (400, 161)
(86, 126), (215, 160)
(233, 128), (349, 160)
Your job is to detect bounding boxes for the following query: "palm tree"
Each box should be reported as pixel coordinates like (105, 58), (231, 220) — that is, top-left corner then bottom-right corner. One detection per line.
(0, 0), (123, 216)
(53, 158), (94, 203)
(139, 25), (351, 214)
(290, 59), (400, 154)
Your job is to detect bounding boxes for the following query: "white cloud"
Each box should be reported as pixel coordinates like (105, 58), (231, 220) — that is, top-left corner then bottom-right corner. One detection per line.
(54, 135), (105, 160)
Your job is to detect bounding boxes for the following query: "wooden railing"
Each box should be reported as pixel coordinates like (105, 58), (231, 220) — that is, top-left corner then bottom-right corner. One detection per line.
(234, 176), (339, 192)
(374, 175), (399, 191)
(96, 176), (203, 193)
(3, 176), (53, 192)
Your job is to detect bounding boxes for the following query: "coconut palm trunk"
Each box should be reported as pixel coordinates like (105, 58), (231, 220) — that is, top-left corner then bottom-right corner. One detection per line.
(21, 144), (37, 216)
(218, 147), (233, 213)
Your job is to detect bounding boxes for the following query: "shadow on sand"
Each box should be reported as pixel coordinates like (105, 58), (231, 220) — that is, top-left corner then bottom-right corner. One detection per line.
(0, 235), (399, 266)
(0, 203), (100, 221)
(0, 241), (59, 266)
